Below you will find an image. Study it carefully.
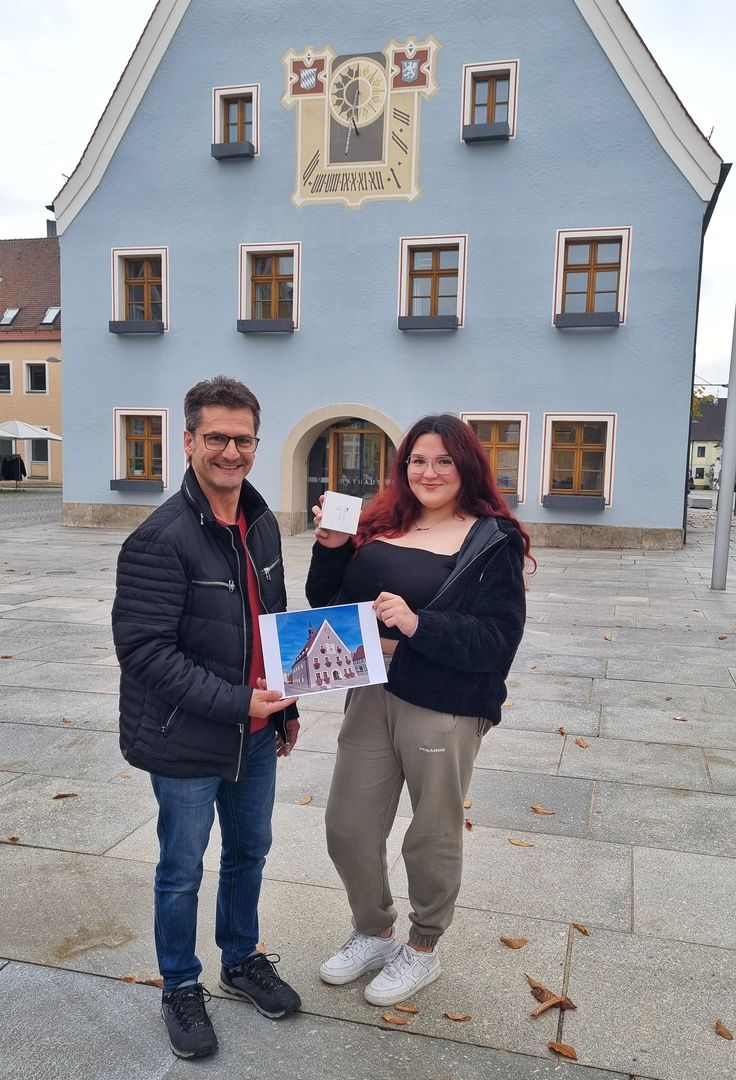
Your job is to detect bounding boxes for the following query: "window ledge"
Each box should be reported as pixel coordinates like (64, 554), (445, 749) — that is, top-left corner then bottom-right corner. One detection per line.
(398, 315), (459, 332)
(211, 141), (255, 160)
(543, 494), (605, 511)
(554, 312), (620, 329)
(462, 121), (510, 143)
(110, 479), (164, 492)
(237, 318), (294, 334)
(109, 320), (165, 335)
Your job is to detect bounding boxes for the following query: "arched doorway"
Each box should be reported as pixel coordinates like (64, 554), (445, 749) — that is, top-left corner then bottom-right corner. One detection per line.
(307, 419), (395, 520)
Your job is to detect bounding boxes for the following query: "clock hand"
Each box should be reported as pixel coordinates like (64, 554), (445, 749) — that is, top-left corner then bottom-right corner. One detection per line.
(344, 81), (361, 154)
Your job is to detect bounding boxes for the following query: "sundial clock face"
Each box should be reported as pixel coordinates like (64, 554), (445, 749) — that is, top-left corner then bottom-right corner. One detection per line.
(282, 37), (440, 209)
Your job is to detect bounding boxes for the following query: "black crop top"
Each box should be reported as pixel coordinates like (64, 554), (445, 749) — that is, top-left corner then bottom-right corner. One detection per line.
(341, 540), (457, 639)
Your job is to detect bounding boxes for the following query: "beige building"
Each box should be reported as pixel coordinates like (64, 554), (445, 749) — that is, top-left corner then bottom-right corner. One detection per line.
(0, 236), (62, 484)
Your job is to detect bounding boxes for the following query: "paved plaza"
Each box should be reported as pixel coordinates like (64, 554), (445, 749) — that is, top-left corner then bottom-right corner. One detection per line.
(0, 514), (735, 1080)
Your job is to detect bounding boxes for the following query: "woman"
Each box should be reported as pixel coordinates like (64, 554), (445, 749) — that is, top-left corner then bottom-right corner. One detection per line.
(306, 414), (532, 1007)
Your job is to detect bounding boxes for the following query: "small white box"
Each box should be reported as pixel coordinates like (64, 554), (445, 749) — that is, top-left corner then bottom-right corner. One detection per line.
(320, 490), (362, 535)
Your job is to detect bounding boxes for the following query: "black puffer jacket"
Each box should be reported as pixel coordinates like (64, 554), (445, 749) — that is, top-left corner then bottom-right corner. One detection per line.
(112, 467), (295, 780)
(306, 516), (526, 730)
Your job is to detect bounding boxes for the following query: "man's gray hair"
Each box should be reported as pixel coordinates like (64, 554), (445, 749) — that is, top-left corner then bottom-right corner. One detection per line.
(184, 375), (261, 434)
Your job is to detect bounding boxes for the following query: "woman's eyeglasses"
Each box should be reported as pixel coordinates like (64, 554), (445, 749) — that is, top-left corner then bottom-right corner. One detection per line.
(406, 455), (456, 474)
(201, 433), (260, 453)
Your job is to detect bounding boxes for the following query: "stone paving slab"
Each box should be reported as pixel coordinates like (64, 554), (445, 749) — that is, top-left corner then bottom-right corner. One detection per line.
(491, 699), (601, 737)
(475, 727), (565, 775)
(633, 847), (736, 949)
(288, 710), (345, 753)
(590, 677), (705, 710)
(12, 639), (117, 664)
(606, 657), (736, 688)
(505, 671), (593, 703)
(706, 749), (736, 793)
(559, 736), (710, 790)
(0, 774), (157, 855)
(600, 704), (736, 750)
(563, 929), (736, 1080)
(510, 654), (606, 678)
(0, 963), (175, 1080)
(467, 768), (593, 837)
(590, 781), (736, 857)
(0, 659), (120, 693)
(0, 686), (119, 728)
(390, 826), (631, 931)
(0, 722), (125, 781)
(0, 771), (20, 787)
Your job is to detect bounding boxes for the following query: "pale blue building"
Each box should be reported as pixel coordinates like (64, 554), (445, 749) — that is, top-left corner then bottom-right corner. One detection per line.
(54, 0), (728, 546)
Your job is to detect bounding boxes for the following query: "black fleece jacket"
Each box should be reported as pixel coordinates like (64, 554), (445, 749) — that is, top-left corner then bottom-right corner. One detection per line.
(112, 467), (295, 780)
(306, 516), (526, 729)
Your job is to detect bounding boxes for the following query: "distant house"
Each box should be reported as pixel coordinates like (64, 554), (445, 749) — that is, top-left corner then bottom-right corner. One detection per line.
(690, 399), (726, 489)
(289, 618), (365, 690)
(352, 644), (367, 675)
(0, 236), (62, 484)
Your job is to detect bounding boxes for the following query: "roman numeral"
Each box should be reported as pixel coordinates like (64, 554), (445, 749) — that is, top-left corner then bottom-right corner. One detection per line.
(391, 131), (408, 154)
(303, 150), (320, 184)
(392, 107), (410, 125)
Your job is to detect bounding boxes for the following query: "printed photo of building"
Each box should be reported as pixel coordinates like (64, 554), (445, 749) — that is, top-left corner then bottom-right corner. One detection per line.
(288, 617), (367, 691)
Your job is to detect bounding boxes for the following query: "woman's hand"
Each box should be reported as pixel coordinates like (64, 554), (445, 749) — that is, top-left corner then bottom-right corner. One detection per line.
(374, 592), (418, 637)
(312, 493), (351, 549)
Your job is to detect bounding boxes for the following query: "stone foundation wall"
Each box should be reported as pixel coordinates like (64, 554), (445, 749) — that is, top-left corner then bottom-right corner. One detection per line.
(62, 502), (156, 529)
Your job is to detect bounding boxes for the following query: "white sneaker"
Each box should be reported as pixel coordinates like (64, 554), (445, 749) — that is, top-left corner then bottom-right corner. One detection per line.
(364, 943), (441, 1006)
(319, 930), (402, 985)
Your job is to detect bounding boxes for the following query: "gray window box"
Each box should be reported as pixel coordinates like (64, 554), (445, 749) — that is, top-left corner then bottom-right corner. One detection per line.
(543, 494), (605, 511)
(500, 493), (518, 508)
(211, 141), (255, 160)
(109, 320), (165, 335)
(462, 121), (510, 143)
(554, 311), (620, 329)
(398, 315), (459, 331)
(110, 479), (164, 492)
(237, 318), (294, 334)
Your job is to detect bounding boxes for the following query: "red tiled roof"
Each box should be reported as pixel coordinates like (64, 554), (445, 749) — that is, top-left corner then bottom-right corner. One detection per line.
(0, 238), (60, 335)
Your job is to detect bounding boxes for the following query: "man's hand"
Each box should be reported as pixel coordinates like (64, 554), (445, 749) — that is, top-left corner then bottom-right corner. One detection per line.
(374, 591), (418, 637)
(249, 688), (299, 719)
(277, 717), (300, 758)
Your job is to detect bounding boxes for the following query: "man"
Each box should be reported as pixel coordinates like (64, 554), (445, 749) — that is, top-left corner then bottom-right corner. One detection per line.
(112, 376), (300, 1060)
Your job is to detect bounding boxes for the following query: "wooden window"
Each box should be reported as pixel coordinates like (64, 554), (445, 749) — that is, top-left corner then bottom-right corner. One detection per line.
(408, 246), (459, 317)
(223, 94), (253, 144)
(550, 421), (607, 495)
(124, 257), (162, 322)
(125, 415), (163, 480)
(26, 363), (47, 393)
(562, 239), (621, 315)
(468, 419), (520, 494)
(696, 446), (706, 458)
(250, 253), (294, 321)
(471, 72), (510, 126)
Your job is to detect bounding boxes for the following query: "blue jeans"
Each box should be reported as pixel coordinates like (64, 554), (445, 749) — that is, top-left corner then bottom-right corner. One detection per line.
(150, 725), (276, 990)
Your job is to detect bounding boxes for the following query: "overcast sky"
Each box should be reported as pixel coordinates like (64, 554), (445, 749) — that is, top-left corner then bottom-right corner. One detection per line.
(1, 1), (733, 390)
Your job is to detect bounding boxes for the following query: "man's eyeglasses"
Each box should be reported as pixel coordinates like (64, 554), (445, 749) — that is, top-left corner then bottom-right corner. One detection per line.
(406, 455), (456, 474)
(201, 433), (260, 453)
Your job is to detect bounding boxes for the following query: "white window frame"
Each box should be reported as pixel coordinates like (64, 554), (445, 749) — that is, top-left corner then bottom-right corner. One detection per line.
(0, 361), (11, 393)
(1, 308), (20, 326)
(398, 234), (468, 327)
(239, 242), (301, 329)
(541, 411), (617, 506)
(31, 426), (50, 468)
(113, 407), (169, 487)
(552, 227), (632, 325)
(41, 306), (61, 325)
(111, 247), (170, 330)
(461, 60), (520, 138)
(213, 84), (260, 155)
(461, 412), (529, 504)
(24, 361), (48, 395)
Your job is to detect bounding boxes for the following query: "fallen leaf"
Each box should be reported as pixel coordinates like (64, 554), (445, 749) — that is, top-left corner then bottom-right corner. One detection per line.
(572, 923), (589, 936)
(92, 646), (107, 650)
(62, 717), (73, 725)
(530, 805), (556, 816)
(717, 635), (728, 641)
(548, 1041), (578, 1061)
(0, 655), (13, 660)
(4, 568), (15, 573)
(52, 792), (79, 800)
(382, 1013), (408, 1025)
(298, 794), (313, 805)
(508, 837), (535, 847)
(664, 695), (673, 701)
(121, 974), (164, 988)
(715, 1019), (733, 1040)
(501, 700), (513, 708)
(525, 975), (576, 1010)
(256, 941), (266, 954)
(674, 715), (688, 722)
(464, 818), (473, 831)
(443, 1012), (472, 1022)
(394, 1003), (419, 1014)
(558, 725), (567, 736)
(4, 835), (20, 843)
(532, 995), (565, 1017)
(499, 936), (528, 949)
(119, 771), (131, 779)
(603, 634), (612, 641)
(463, 799), (472, 809)
(575, 738), (589, 749)
(530, 664), (538, 670)
(100, 567), (110, 571)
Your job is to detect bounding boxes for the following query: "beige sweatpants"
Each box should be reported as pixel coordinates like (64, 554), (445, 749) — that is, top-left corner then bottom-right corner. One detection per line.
(324, 682), (482, 949)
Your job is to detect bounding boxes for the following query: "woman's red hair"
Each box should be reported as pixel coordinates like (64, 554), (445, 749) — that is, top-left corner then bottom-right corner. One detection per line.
(354, 414), (535, 568)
